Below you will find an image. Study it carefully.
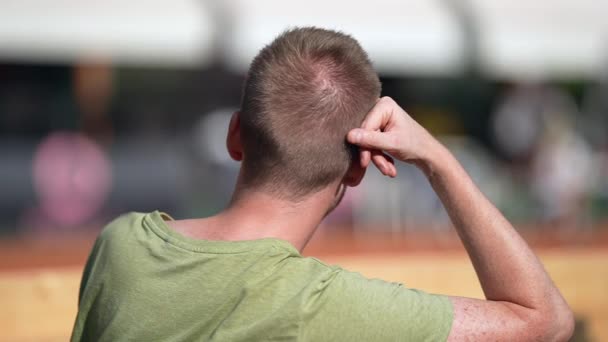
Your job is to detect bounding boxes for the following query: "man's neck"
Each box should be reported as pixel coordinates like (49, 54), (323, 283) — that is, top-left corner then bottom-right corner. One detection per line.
(223, 188), (331, 251)
(167, 185), (336, 252)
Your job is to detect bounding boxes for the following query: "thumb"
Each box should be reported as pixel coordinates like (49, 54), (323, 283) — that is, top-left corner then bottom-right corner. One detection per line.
(347, 129), (393, 151)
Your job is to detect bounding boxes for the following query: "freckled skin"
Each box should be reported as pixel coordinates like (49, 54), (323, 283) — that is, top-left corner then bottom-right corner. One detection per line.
(347, 97), (575, 342)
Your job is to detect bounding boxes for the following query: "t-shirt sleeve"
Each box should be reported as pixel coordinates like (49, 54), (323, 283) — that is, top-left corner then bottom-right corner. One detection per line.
(300, 268), (453, 342)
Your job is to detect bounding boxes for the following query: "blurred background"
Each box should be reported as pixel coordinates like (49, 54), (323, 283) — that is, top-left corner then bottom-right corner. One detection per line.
(1, 0), (607, 341)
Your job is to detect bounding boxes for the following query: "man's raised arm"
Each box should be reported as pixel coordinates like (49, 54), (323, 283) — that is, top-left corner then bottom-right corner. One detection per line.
(347, 97), (574, 341)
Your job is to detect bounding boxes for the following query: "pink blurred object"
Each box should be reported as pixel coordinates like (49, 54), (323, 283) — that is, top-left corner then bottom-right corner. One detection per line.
(32, 132), (112, 227)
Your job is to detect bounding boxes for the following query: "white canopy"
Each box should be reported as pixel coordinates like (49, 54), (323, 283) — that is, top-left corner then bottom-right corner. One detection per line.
(471, 0), (608, 80)
(0, 0), (216, 66)
(0, 0), (607, 79)
(220, 0), (466, 76)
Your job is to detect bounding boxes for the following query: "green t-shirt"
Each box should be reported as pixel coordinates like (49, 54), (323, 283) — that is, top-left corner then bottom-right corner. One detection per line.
(71, 211), (453, 341)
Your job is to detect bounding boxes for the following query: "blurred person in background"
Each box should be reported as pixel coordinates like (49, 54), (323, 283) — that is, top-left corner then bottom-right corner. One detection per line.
(19, 62), (114, 234)
(531, 101), (592, 227)
(71, 27), (573, 341)
(492, 84), (593, 227)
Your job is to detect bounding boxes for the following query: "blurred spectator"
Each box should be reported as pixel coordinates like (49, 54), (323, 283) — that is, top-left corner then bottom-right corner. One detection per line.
(21, 132), (111, 233)
(495, 85), (593, 226)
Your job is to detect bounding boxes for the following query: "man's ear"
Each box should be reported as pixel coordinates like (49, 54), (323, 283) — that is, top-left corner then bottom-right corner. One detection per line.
(226, 111), (243, 161)
(343, 159), (367, 187)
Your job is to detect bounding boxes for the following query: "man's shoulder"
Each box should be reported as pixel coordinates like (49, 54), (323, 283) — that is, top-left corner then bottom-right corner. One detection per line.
(290, 257), (453, 341)
(279, 255), (387, 294)
(95, 211), (149, 247)
(283, 254), (343, 277)
(101, 211), (145, 232)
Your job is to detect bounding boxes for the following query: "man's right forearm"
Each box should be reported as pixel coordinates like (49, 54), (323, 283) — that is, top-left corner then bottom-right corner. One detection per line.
(422, 140), (574, 339)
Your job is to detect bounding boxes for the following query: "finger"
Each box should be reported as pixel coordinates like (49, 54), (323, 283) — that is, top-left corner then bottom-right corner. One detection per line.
(371, 151), (397, 177)
(385, 154), (397, 177)
(371, 151), (389, 175)
(382, 153), (396, 177)
(360, 97), (396, 131)
(360, 148), (371, 168)
(347, 129), (393, 151)
(372, 154), (397, 178)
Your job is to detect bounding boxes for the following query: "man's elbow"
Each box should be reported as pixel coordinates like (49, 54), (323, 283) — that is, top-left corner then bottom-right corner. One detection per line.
(552, 306), (575, 342)
(531, 305), (575, 342)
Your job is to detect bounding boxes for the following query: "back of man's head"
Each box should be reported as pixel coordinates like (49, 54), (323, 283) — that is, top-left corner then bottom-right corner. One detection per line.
(240, 27), (381, 200)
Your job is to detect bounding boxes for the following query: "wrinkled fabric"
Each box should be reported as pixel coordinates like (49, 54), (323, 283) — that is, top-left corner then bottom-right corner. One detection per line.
(71, 211), (453, 342)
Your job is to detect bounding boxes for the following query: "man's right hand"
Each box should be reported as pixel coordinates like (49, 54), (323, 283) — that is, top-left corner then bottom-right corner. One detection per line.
(346, 96), (441, 178)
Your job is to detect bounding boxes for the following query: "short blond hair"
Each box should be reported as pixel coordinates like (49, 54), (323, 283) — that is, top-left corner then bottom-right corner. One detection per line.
(240, 27), (381, 199)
